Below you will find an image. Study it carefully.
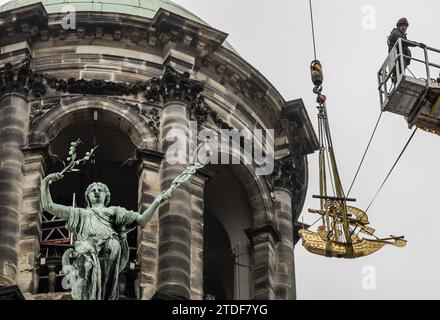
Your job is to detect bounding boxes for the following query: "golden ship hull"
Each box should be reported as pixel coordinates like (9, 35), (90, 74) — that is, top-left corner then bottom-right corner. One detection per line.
(298, 229), (406, 259)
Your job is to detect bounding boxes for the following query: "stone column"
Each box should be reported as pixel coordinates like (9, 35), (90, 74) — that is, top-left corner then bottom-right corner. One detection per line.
(246, 224), (280, 300)
(189, 171), (210, 300)
(157, 99), (192, 299)
(270, 154), (303, 300)
(137, 150), (162, 300)
(145, 65), (204, 300)
(273, 188), (295, 300)
(17, 146), (47, 293)
(0, 90), (29, 287)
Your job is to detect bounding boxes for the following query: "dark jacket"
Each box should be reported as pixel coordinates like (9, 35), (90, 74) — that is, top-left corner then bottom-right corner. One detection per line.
(388, 28), (417, 65)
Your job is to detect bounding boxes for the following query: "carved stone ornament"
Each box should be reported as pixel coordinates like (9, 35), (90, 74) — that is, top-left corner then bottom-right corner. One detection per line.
(44, 76), (149, 96)
(2, 60), (231, 134)
(125, 102), (161, 137)
(270, 155), (304, 191)
(144, 66), (231, 130)
(0, 58), (46, 97)
(144, 65), (205, 104)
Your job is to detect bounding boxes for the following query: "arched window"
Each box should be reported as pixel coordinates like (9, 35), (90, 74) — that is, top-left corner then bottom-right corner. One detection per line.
(37, 119), (140, 298)
(203, 165), (253, 300)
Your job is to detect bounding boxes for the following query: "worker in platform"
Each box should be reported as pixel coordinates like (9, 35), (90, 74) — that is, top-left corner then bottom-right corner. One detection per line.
(388, 18), (426, 82)
(388, 18), (418, 68)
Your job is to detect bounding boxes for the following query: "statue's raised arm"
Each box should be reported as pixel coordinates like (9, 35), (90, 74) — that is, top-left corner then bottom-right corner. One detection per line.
(137, 190), (172, 227)
(136, 163), (203, 226)
(41, 139), (98, 221)
(41, 172), (71, 220)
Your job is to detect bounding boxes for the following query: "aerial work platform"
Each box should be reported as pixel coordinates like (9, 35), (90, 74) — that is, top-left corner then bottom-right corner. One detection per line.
(378, 38), (440, 135)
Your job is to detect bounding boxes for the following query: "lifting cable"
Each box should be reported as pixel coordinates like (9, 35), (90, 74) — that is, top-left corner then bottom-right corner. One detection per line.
(308, 0), (385, 199)
(347, 111), (383, 196)
(309, 0), (318, 60)
(350, 128), (418, 236)
(307, 0), (418, 238)
(365, 128), (418, 213)
(306, 0), (331, 229)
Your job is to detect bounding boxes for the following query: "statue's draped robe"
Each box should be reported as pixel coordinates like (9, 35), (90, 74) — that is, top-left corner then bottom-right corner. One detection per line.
(65, 206), (139, 300)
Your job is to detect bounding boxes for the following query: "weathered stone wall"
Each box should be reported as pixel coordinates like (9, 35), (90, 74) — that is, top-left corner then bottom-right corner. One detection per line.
(274, 188), (295, 300)
(189, 172), (208, 300)
(157, 101), (193, 299)
(0, 93), (28, 287)
(137, 153), (162, 299)
(0, 5), (319, 300)
(17, 148), (46, 293)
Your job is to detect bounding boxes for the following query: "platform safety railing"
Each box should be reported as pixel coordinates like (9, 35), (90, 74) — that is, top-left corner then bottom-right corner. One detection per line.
(378, 37), (440, 109)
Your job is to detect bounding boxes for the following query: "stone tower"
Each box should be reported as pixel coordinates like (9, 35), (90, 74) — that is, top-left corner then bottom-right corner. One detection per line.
(0, 0), (318, 300)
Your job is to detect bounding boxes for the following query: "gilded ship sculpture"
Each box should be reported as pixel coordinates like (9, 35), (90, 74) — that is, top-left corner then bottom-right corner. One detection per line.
(298, 61), (406, 259)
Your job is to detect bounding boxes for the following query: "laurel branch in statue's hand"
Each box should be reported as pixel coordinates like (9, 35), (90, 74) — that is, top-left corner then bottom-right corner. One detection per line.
(158, 190), (172, 204)
(45, 172), (64, 184)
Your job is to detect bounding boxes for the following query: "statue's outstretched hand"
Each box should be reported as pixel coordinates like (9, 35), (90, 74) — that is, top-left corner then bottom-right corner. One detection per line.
(44, 172), (64, 185)
(158, 190), (172, 204)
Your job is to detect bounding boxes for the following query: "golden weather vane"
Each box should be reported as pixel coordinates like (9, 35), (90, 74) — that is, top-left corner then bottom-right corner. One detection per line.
(298, 61), (406, 259)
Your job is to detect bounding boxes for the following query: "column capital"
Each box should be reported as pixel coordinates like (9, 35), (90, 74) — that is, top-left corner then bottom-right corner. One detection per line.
(137, 149), (164, 163)
(22, 143), (49, 155)
(0, 56), (46, 98)
(136, 149), (164, 173)
(144, 65), (204, 106)
(245, 223), (281, 247)
(266, 155), (302, 193)
(22, 143), (49, 172)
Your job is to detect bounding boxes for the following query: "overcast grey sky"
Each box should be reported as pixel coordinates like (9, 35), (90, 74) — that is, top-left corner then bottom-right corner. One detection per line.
(2, 0), (440, 299)
(171, 0), (440, 300)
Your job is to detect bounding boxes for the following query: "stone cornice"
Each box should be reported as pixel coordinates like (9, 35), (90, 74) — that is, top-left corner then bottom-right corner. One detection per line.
(282, 99), (319, 156)
(199, 49), (283, 130)
(152, 8), (228, 58)
(0, 3), (48, 46)
(0, 5), (287, 131)
(1, 5), (318, 150)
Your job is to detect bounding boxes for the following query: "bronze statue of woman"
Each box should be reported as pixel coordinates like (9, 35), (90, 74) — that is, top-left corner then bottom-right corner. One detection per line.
(40, 138), (206, 300)
(41, 173), (171, 300)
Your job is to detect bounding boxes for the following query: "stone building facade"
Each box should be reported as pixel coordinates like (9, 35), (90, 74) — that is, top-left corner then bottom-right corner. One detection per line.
(0, 1), (318, 300)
